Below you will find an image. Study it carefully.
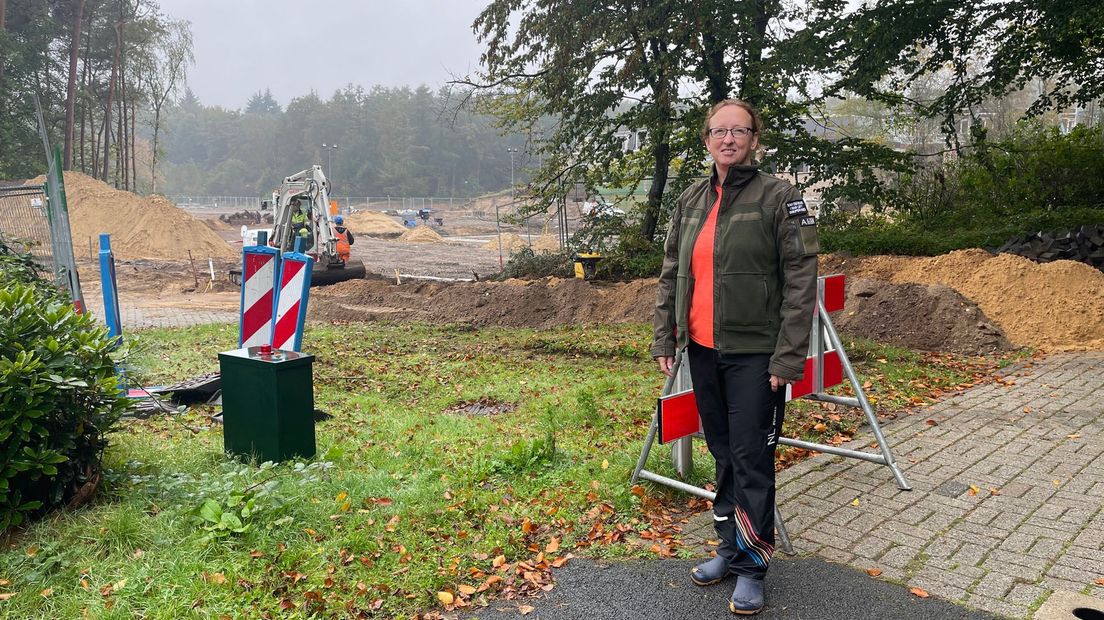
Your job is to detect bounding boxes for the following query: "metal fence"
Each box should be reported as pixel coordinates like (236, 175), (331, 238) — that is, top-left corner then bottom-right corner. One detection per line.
(0, 185), (53, 266)
(166, 195), (485, 213)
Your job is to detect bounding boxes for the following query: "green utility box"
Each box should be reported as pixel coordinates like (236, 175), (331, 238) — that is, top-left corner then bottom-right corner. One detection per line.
(218, 347), (316, 462)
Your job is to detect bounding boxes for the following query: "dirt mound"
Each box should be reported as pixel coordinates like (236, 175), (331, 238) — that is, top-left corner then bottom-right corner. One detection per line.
(531, 234), (562, 253)
(886, 250), (1104, 351)
(834, 278), (1013, 354)
(483, 233), (527, 252)
(346, 210), (406, 236)
(820, 250), (1104, 351)
(398, 225), (445, 243)
(39, 171), (236, 261)
(309, 276), (655, 327)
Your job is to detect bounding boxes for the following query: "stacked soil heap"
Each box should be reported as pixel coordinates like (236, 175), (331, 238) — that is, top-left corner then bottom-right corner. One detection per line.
(833, 278), (1012, 354)
(309, 276), (656, 328)
(480, 233), (561, 253)
(398, 225), (445, 243)
(483, 233), (527, 252)
(345, 210), (407, 237)
(41, 171), (236, 261)
(821, 249), (1104, 351)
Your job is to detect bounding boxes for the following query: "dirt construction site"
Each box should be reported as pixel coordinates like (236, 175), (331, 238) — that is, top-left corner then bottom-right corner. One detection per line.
(55, 172), (1104, 355)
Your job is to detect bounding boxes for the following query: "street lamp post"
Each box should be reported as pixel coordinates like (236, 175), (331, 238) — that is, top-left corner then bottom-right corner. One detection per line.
(321, 143), (338, 193)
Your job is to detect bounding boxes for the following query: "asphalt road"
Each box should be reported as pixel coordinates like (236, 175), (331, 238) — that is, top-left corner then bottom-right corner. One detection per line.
(463, 557), (1001, 620)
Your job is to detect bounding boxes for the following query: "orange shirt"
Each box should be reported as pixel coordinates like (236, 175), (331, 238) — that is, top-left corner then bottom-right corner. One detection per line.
(688, 186), (722, 348)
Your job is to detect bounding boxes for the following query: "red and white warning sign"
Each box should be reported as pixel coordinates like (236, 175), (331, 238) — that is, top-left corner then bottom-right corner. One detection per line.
(271, 253), (314, 352)
(239, 247), (280, 348)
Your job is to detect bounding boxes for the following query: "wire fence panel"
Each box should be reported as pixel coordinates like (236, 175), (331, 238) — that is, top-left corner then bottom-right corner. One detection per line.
(0, 185), (53, 267)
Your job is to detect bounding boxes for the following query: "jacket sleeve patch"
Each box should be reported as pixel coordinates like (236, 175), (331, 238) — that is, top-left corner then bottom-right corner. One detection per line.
(786, 199), (808, 217)
(798, 216), (820, 255)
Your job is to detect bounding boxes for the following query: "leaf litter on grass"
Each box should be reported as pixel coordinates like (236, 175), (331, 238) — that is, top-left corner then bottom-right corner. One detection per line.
(1, 323), (1029, 618)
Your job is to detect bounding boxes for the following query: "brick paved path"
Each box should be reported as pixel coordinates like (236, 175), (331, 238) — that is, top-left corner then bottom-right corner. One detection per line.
(687, 352), (1104, 619)
(83, 294), (237, 330)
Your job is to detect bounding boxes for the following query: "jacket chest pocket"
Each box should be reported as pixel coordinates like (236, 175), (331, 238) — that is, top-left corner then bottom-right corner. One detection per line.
(718, 272), (769, 327)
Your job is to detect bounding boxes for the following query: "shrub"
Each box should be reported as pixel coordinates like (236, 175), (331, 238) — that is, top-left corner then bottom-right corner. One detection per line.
(500, 247), (573, 280)
(822, 124), (1104, 256)
(0, 265), (129, 529)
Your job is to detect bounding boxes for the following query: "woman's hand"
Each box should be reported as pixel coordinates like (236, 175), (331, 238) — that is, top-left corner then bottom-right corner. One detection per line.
(656, 356), (676, 377)
(769, 375), (793, 392)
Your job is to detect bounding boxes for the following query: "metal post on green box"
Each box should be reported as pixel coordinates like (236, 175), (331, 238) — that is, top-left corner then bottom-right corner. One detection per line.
(218, 346), (316, 462)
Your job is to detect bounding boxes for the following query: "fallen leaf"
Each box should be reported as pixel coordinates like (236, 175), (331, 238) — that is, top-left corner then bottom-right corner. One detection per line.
(458, 584), (477, 595)
(909, 587), (929, 598)
(850, 498), (860, 507)
(967, 485), (980, 497)
(545, 537), (560, 553)
(519, 605), (535, 615)
(925, 419), (938, 426)
(1067, 433), (1082, 440)
(1095, 578), (1104, 586)
(0, 593), (14, 601)
(866, 568), (882, 577)
(25, 546), (38, 557)
(813, 423), (828, 432)
(601, 459), (609, 470)
(40, 588), (53, 597)
(437, 591), (454, 606)
(492, 555), (506, 568)
(0, 580), (8, 586)
(335, 491), (348, 502)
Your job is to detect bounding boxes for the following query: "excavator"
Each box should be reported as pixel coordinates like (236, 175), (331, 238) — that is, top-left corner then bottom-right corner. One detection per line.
(230, 165), (366, 286)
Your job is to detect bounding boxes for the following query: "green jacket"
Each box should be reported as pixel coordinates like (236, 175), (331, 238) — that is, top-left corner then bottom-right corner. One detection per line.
(650, 165), (819, 380)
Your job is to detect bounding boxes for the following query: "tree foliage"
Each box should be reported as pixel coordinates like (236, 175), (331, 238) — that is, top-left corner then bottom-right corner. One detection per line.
(0, 0), (193, 188)
(464, 0), (912, 244)
(836, 0), (1104, 132)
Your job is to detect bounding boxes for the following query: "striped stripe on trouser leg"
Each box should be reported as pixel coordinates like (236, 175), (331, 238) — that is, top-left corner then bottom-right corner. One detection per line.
(687, 341), (785, 579)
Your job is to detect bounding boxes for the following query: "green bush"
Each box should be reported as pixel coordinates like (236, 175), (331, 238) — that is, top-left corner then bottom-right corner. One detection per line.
(500, 247), (573, 279)
(0, 275), (129, 529)
(822, 124), (1104, 256)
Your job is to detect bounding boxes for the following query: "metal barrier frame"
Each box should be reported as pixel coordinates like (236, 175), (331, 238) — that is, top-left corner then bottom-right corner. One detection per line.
(630, 275), (911, 553)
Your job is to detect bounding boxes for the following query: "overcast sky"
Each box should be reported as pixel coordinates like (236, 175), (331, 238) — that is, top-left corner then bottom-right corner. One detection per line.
(156, 0), (489, 109)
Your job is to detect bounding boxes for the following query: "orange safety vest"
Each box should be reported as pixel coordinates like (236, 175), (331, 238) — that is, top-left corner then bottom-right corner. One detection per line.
(334, 227), (351, 259)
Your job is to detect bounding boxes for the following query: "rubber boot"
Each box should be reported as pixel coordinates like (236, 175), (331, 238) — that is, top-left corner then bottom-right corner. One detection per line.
(729, 576), (765, 615)
(691, 512), (739, 586)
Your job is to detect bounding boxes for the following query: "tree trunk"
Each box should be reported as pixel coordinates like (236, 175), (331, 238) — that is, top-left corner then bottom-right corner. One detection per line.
(151, 107), (160, 192)
(700, 30), (729, 104)
(0, 0), (8, 85)
(740, 0), (771, 109)
(103, 21), (122, 182)
(63, 0), (86, 169)
(78, 5), (93, 173)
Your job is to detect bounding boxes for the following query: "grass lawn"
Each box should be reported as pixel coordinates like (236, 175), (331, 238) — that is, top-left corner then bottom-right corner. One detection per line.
(0, 322), (1016, 618)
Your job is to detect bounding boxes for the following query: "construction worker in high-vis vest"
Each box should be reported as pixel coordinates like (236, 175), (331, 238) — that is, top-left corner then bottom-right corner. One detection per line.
(290, 200), (313, 252)
(332, 215), (354, 262)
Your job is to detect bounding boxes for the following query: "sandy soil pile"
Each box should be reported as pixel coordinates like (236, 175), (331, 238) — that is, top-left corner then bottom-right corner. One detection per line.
(887, 250), (1104, 351)
(479, 233), (563, 253)
(483, 233), (527, 252)
(40, 172), (236, 261)
(821, 250), (1104, 351)
(346, 210), (406, 236)
(532, 235), (563, 252)
(309, 276), (656, 328)
(398, 225), (445, 243)
(833, 278), (1012, 354)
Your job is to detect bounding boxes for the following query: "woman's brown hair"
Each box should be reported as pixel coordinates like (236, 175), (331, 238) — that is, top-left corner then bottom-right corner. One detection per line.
(701, 99), (763, 143)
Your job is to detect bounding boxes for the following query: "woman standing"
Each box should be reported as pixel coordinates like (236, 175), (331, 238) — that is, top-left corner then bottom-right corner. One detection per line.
(650, 99), (819, 615)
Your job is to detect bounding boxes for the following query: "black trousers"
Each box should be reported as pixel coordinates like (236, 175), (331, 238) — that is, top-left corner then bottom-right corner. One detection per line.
(687, 340), (785, 579)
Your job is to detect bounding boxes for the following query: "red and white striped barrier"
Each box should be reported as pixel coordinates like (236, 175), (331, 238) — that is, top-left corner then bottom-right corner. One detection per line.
(239, 246), (280, 347)
(657, 274), (847, 442)
(271, 251), (314, 352)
